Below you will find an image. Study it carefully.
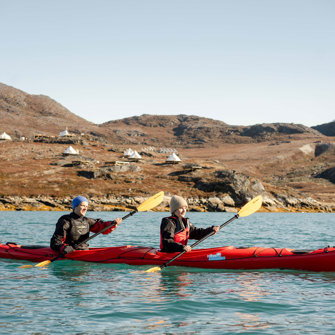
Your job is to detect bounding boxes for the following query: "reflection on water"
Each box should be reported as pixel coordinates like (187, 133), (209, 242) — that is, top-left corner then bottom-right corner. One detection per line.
(158, 272), (193, 298)
(143, 318), (169, 332)
(50, 261), (93, 281)
(233, 312), (272, 331)
(236, 272), (270, 302)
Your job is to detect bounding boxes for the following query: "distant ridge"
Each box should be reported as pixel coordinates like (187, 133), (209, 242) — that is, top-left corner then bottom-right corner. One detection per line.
(101, 114), (324, 146)
(0, 82), (329, 146)
(312, 121), (335, 136)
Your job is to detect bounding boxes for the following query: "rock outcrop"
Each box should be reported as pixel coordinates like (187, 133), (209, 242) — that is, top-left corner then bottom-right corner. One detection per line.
(312, 121), (335, 136)
(316, 167), (335, 184)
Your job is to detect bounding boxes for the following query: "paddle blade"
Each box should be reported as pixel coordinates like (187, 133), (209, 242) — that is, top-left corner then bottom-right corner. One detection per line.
(137, 191), (164, 212)
(34, 260), (52, 267)
(238, 195), (262, 217)
(145, 266), (162, 273)
(19, 264), (34, 269)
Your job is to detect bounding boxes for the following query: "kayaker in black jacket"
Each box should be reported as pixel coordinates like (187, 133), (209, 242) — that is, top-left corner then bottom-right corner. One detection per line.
(50, 195), (122, 254)
(160, 195), (219, 253)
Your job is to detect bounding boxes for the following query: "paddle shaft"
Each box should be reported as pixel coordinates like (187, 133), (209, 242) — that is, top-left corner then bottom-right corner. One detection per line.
(81, 210), (136, 245)
(49, 210), (138, 263)
(160, 214), (239, 269)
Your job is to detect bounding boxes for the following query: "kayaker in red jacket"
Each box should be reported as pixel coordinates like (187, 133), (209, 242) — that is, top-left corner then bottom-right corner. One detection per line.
(50, 195), (122, 254)
(160, 195), (219, 253)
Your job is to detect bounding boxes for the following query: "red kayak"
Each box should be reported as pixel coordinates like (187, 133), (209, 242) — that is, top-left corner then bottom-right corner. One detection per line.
(1, 242), (335, 272)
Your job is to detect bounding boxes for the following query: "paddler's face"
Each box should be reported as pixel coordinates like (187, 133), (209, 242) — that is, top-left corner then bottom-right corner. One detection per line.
(74, 201), (88, 217)
(175, 206), (187, 218)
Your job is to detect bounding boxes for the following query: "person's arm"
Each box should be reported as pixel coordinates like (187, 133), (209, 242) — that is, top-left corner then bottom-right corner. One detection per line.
(89, 218), (122, 234)
(160, 218), (185, 252)
(189, 223), (219, 240)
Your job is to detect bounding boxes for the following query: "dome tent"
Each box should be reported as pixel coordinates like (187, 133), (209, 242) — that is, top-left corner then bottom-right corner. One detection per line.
(59, 128), (75, 137)
(166, 152), (181, 164)
(128, 150), (142, 161)
(59, 129), (70, 137)
(123, 148), (134, 157)
(63, 146), (79, 155)
(0, 132), (12, 140)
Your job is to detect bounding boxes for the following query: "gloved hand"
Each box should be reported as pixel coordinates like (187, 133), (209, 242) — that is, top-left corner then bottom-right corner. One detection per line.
(60, 245), (75, 254)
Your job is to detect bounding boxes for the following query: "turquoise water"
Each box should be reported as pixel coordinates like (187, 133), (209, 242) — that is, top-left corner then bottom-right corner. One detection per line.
(1, 212), (335, 334)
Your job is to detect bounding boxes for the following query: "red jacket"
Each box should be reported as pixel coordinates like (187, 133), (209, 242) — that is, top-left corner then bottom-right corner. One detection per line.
(160, 216), (215, 252)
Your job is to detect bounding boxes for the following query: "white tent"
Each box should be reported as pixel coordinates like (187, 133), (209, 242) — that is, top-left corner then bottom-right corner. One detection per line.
(128, 150), (142, 161)
(123, 148), (134, 157)
(166, 153), (181, 163)
(0, 132), (12, 140)
(59, 129), (70, 137)
(63, 146), (79, 155)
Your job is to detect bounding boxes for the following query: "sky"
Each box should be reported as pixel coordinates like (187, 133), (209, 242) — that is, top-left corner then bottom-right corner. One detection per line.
(1, 0), (334, 127)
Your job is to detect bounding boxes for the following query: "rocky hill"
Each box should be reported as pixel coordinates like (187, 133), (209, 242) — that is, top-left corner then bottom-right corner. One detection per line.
(102, 114), (323, 146)
(0, 83), (102, 138)
(312, 121), (335, 136)
(1, 83), (335, 212)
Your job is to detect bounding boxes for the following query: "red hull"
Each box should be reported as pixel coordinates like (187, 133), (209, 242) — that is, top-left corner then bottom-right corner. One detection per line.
(1, 242), (335, 272)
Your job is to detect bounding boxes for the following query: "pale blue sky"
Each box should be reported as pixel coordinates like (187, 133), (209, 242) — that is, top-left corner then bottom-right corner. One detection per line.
(1, 0), (334, 126)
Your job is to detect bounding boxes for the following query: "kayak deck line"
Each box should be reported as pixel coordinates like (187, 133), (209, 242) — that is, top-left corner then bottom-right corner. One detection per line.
(2, 242), (335, 272)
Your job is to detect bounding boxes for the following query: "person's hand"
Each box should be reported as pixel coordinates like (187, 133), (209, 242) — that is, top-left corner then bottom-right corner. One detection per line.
(114, 218), (122, 226)
(212, 226), (220, 234)
(61, 245), (75, 254)
(110, 218), (122, 231)
(101, 218), (122, 234)
(183, 245), (192, 252)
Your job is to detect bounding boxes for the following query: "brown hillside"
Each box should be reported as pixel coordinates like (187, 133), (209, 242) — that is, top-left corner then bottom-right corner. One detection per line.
(0, 83), (102, 138)
(101, 114), (323, 147)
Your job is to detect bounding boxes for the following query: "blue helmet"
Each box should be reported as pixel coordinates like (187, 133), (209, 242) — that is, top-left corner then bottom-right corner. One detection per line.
(72, 196), (89, 210)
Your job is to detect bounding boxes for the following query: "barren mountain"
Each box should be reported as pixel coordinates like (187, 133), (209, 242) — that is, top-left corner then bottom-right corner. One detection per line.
(101, 114), (323, 146)
(1, 83), (324, 146)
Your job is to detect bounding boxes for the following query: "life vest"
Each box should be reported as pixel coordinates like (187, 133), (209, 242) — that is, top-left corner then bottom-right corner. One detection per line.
(160, 216), (190, 249)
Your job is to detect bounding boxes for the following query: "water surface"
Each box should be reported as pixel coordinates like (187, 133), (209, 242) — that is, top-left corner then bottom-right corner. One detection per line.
(1, 212), (335, 334)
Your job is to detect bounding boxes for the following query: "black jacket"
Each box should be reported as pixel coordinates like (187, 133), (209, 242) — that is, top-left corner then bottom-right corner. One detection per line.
(50, 212), (98, 251)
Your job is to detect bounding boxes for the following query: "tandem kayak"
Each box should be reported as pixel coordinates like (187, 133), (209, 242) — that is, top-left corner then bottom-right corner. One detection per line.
(1, 242), (335, 272)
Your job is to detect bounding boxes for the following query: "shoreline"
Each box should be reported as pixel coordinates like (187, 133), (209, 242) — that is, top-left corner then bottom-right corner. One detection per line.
(1, 195), (334, 213)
